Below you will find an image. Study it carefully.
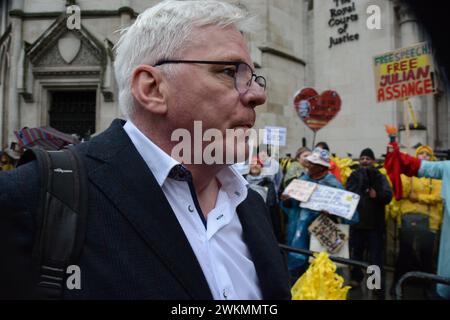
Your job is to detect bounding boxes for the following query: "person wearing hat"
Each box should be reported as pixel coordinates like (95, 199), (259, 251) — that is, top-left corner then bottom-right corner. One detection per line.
(395, 145), (443, 231)
(345, 148), (392, 298)
(281, 147), (359, 282)
(315, 141), (342, 183)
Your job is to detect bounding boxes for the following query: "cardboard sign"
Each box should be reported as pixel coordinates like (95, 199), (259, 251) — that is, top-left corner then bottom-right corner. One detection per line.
(308, 214), (348, 254)
(293, 87), (341, 132)
(283, 179), (317, 202)
(373, 42), (435, 102)
(300, 184), (360, 220)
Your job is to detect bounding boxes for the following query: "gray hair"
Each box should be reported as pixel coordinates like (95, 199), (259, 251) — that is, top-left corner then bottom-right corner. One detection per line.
(114, 0), (258, 119)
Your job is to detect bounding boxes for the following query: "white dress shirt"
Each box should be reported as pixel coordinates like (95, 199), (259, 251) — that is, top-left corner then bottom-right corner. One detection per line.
(123, 121), (262, 300)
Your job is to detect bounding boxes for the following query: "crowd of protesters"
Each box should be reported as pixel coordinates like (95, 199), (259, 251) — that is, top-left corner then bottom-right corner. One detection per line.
(2, 135), (447, 299)
(244, 141), (446, 299)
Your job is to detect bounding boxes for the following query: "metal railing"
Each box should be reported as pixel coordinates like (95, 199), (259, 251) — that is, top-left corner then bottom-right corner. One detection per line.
(279, 244), (369, 269)
(395, 271), (450, 300)
(280, 244), (450, 300)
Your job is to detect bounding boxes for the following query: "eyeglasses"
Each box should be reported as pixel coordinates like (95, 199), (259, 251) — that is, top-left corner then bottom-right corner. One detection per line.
(153, 60), (266, 94)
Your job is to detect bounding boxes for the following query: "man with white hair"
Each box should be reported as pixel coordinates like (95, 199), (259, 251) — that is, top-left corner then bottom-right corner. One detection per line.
(0, 0), (290, 299)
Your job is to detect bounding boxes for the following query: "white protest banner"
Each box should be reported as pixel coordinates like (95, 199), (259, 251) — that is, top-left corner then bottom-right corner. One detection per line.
(300, 184), (360, 220)
(263, 126), (287, 146)
(282, 179), (317, 202)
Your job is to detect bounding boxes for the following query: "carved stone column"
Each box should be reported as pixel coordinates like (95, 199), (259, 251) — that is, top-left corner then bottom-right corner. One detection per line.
(7, 0), (24, 145)
(395, 1), (429, 149)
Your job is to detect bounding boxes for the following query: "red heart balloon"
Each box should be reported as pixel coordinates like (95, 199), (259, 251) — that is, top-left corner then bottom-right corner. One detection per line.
(293, 87), (341, 132)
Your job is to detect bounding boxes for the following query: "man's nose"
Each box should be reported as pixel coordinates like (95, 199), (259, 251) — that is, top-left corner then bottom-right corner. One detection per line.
(240, 82), (267, 108)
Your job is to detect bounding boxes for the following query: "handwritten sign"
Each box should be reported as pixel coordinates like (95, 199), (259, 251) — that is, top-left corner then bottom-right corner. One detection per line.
(283, 179), (317, 202)
(373, 42), (435, 102)
(308, 214), (348, 254)
(300, 184), (359, 220)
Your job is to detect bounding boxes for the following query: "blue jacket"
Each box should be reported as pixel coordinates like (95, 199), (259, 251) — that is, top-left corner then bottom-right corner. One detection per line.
(418, 161), (450, 299)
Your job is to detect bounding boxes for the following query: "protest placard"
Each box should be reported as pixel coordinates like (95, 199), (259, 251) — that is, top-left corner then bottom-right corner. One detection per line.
(300, 184), (360, 220)
(282, 179), (317, 202)
(308, 214), (348, 255)
(263, 126), (287, 146)
(373, 42), (435, 103)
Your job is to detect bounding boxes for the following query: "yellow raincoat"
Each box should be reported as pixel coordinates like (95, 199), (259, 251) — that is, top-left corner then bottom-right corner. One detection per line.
(388, 174), (443, 231)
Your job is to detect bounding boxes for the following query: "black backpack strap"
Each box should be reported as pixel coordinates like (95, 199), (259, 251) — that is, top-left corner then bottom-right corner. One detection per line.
(18, 147), (88, 299)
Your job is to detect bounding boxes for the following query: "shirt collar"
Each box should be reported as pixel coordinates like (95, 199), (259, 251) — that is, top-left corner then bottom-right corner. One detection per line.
(123, 120), (179, 187)
(216, 165), (248, 206)
(124, 120), (249, 203)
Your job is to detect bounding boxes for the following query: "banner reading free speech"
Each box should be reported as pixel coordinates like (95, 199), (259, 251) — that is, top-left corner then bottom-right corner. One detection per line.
(373, 42), (435, 103)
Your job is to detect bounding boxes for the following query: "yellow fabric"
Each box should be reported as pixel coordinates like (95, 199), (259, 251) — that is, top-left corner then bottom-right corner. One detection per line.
(291, 252), (350, 300)
(1, 163), (14, 171)
(387, 174), (443, 231)
(415, 145), (433, 158)
(331, 156), (358, 186)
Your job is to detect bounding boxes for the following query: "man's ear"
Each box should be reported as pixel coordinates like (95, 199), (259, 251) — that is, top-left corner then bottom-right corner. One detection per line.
(131, 65), (168, 115)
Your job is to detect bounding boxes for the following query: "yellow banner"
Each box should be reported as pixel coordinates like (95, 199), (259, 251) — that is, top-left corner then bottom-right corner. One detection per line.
(373, 42), (435, 103)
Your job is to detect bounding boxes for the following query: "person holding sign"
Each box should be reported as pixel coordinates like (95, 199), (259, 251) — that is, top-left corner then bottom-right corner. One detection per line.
(346, 148), (392, 298)
(280, 147), (358, 282)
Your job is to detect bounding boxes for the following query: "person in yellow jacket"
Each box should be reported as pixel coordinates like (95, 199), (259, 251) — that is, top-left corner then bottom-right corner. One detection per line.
(395, 145), (443, 231)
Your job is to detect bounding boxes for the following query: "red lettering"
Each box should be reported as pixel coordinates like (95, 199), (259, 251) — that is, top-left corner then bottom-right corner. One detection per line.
(417, 66), (430, 79)
(378, 88), (385, 101)
(393, 84), (400, 99)
(401, 83), (408, 97)
(416, 80), (424, 95)
(424, 78), (433, 93)
(387, 64), (393, 73)
(406, 70), (415, 82)
(400, 60), (408, 71)
(408, 82), (416, 96)
(386, 86), (393, 100)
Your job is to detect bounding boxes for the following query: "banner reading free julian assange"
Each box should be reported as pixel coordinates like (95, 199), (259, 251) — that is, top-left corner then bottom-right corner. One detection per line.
(373, 42), (435, 103)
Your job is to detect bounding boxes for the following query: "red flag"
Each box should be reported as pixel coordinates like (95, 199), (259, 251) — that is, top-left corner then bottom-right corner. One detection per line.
(384, 141), (422, 201)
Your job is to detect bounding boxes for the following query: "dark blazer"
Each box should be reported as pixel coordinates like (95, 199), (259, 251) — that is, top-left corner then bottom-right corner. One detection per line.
(0, 119), (291, 300)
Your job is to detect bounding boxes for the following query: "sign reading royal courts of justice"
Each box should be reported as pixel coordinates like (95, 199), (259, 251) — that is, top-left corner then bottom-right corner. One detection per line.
(373, 42), (436, 102)
(328, 0), (360, 49)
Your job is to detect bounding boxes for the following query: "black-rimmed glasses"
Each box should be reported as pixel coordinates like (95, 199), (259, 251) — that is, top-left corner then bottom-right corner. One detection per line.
(153, 60), (266, 94)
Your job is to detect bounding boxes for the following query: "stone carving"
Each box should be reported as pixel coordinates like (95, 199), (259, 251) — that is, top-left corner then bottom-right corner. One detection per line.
(58, 32), (81, 64)
(34, 34), (100, 67)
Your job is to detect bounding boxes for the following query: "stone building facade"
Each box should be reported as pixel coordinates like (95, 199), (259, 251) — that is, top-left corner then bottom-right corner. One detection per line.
(0, 0), (448, 158)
